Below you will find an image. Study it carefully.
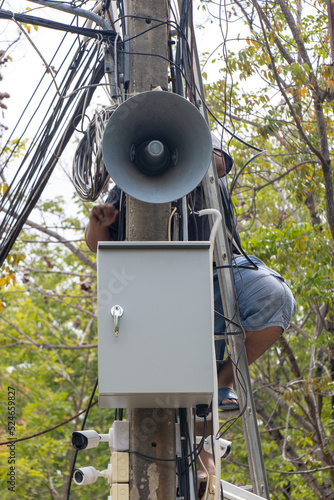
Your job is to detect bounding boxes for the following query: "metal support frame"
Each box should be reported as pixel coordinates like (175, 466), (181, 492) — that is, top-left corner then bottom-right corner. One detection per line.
(178, 2), (270, 497)
(222, 480), (268, 500)
(28, 0), (113, 30)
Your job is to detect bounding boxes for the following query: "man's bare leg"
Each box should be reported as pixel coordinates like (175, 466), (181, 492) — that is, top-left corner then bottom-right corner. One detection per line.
(218, 326), (283, 406)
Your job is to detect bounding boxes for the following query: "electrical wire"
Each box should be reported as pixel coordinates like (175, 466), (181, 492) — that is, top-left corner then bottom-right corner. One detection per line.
(72, 106), (116, 201)
(66, 377), (98, 500)
(0, 399), (98, 447)
(0, 8), (114, 266)
(176, 409), (191, 500)
(229, 150), (267, 193)
(129, 426), (207, 467)
(0, 8), (117, 41)
(0, 55), (106, 266)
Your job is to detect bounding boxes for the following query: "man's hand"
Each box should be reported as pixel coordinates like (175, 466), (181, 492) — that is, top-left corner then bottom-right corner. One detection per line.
(89, 203), (118, 227)
(85, 203), (119, 253)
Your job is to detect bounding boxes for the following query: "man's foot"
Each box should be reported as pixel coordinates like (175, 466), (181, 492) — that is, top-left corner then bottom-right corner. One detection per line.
(218, 388), (239, 411)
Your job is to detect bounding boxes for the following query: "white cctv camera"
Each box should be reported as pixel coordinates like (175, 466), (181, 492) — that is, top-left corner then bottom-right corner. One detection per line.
(196, 436), (232, 459)
(72, 430), (101, 450)
(73, 465), (112, 486)
(73, 466), (100, 485)
(72, 429), (113, 450)
(216, 438), (232, 459)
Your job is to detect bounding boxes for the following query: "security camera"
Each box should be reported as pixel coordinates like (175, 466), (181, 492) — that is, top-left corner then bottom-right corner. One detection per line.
(196, 436), (232, 459)
(73, 465), (112, 486)
(71, 423), (129, 451)
(72, 430), (100, 450)
(73, 466), (100, 485)
(203, 437), (232, 459)
(217, 438), (232, 459)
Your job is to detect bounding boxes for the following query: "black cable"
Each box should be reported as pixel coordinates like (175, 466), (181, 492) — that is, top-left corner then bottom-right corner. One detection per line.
(66, 377), (98, 500)
(175, 0), (190, 97)
(114, 14), (181, 38)
(72, 106), (115, 201)
(1, 36), (91, 189)
(213, 310), (243, 331)
(230, 150), (266, 193)
(192, 408), (199, 493)
(180, 416), (206, 475)
(217, 352), (248, 437)
(177, 409), (190, 500)
(0, 20), (108, 265)
(206, 102), (264, 153)
(103, 0), (111, 11)
(128, 417), (207, 468)
(168, 34), (177, 94)
(165, 1), (265, 153)
(0, 53), (105, 266)
(0, 26), (79, 168)
(0, 9), (117, 41)
(118, 190), (125, 241)
(188, 190), (199, 241)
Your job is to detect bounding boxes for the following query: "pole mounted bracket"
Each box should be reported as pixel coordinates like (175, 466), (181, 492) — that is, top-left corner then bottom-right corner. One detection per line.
(118, 36), (130, 88)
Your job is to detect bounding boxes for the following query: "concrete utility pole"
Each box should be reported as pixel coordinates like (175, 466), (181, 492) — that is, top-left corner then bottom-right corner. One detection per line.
(126, 1), (176, 498)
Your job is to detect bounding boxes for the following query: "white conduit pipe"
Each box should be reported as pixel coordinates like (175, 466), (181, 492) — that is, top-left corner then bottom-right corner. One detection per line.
(198, 208), (222, 500)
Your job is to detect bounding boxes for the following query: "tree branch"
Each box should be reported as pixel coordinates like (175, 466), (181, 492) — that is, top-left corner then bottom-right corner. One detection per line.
(260, 384), (314, 433)
(0, 314), (39, 346)
(254, 161), (319, 192)
(23, 218), (96, 270)
(0, 340), (97, 349)
(289, 322), (332, 357)
(256, 401), (334, 499)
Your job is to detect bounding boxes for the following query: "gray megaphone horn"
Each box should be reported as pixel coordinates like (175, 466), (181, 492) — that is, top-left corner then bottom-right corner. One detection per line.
(102, 91), (212, 203)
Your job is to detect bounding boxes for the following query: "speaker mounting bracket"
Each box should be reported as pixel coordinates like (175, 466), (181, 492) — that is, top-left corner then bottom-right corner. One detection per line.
(117, 35), (130, 89)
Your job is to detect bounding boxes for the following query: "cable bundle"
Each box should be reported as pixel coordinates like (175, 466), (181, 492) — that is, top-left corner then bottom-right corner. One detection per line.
(72, 106), (116, 201)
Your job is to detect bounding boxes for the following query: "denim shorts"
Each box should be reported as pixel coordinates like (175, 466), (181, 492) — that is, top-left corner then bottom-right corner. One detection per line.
(214, 255), (297, 369)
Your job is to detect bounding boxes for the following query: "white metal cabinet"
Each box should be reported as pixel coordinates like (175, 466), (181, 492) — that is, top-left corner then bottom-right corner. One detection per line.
(97, 241), (215, 408)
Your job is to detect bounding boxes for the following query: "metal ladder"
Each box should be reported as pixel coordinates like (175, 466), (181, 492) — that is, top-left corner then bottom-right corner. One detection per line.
(178, 4), (270, 497)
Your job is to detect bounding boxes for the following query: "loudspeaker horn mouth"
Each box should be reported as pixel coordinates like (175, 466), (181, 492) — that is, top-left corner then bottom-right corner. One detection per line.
(102, 91), (212, 203)
(132, 140), (172, 176)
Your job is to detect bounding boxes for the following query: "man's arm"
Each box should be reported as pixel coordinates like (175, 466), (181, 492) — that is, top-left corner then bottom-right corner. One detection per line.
(85, 203), (118, 253)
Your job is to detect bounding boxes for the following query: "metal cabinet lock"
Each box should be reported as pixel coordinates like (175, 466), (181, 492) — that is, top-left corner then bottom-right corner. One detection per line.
(111, 305), (124, 336)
